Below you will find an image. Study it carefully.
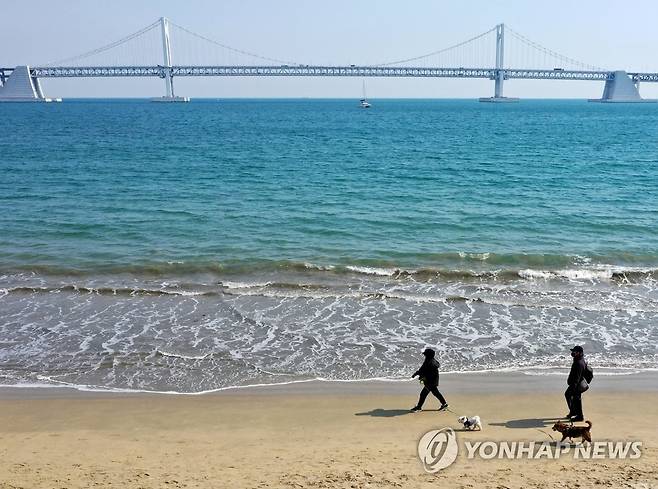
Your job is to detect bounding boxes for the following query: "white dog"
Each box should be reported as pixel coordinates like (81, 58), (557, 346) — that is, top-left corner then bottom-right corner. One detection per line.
(457, 415), (482, 431)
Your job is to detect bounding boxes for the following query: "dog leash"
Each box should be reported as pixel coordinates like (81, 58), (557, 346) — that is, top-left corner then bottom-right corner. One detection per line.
(535, 428), (555, 441)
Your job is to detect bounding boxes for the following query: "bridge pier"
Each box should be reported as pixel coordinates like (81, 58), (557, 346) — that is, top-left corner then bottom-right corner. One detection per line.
(588, 70), (655, 103)
(0, 66), (61, 102)
(479, 24), (518, 103)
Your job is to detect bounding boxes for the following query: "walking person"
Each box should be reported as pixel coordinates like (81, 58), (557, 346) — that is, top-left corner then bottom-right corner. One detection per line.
(411, 348), (449, 412)
(565, 345), (589, 422)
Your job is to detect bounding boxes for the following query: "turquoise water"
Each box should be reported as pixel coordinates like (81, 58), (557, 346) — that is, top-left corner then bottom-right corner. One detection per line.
(1, 99), (657, 392)
(3, 99), (658, 271)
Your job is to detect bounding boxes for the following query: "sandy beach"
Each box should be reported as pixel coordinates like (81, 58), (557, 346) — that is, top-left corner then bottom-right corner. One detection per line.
(0, 372), (656, 489)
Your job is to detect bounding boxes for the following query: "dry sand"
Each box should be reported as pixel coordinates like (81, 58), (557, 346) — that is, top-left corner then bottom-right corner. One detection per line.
(0, 372), (656, 488)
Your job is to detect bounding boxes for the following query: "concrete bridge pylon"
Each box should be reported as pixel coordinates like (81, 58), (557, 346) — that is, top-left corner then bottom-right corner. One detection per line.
(0, 66), (61, 102)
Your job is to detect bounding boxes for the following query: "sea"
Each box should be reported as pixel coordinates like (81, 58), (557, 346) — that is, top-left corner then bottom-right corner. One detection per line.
(1, 98), (657, 393)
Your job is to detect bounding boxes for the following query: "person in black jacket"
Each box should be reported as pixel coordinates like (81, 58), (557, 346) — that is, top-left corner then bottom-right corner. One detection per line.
(565, 345), (587, 421)
(411, 348), (449, 412)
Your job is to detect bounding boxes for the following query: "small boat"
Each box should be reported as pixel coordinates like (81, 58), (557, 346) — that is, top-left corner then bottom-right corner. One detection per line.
(359, 81), (371, 108)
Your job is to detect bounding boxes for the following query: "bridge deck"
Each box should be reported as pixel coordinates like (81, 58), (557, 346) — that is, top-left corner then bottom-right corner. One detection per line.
(2, 66), (657, 86)
(10, 65), (655, 82)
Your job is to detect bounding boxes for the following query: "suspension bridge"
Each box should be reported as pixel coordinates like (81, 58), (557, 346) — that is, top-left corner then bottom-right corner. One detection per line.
(1, 17), (656, 103)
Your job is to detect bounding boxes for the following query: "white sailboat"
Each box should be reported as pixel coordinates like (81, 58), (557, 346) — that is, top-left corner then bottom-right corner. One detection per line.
(359, 81), (371, 108)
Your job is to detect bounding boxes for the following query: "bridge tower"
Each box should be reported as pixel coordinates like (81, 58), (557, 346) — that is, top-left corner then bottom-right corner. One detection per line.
(494, 23), (505, 98)
(479, 23), (518, 103)
(152, 16), (189, 102)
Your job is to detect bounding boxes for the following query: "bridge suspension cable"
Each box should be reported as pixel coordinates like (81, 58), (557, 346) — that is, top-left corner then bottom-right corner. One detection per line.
(167, 21), (305, 67)
(505, 26), (604, 71)
(374, 26), (497, 67)
(42, 20), (161, 66)
(37, 17), (607, 75)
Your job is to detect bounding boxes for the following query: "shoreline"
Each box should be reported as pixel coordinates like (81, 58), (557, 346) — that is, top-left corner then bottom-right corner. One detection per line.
(2, 369), (657, 400)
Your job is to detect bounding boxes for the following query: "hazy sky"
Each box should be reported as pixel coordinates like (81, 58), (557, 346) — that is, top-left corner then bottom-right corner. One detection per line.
(4, 0), (658, 99)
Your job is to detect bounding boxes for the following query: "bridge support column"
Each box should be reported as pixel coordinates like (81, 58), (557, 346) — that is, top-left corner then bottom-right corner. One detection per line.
(152, 16), (189, 102)
(588, 70), (655, 103)
(0, 66), (61, 102)
(479, 24), (518, 103)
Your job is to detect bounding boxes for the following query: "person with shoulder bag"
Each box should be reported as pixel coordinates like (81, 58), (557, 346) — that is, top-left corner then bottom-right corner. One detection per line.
(565, 345), (592, 422)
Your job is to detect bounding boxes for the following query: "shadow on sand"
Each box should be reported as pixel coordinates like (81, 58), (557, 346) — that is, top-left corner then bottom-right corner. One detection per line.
(489, 417), (562, 429)
(354, 408), (412, 418)
(354, 408), (450, 417)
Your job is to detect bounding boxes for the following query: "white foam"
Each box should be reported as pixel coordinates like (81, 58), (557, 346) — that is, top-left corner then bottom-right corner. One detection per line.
(220, 281), (272, 289)
(518, 269), (554, 280)
(557, 269), (613, 281)
(519, 268), (612, 281)
(166, 290), (206, 296)
(3, 267), (657, 396)
(25, 376), (324, 395)
(458, 252), (490, 261)
(156, 350), (210, 360)
(519, 265), (658, 282)
(3, 376), (418, 396)
(346, 266), (396, 276)
(303, 262), (335, 271)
